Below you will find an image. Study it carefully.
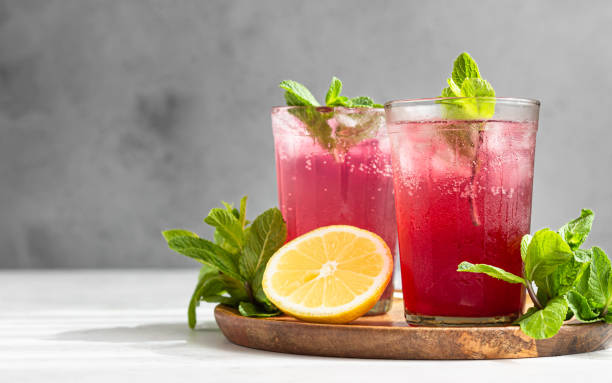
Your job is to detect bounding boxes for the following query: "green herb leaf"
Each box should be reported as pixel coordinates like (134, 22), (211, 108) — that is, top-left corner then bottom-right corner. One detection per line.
(204, 207), (245, 250)
(198, 263), (218, 280)
(519, 296), (568, 339)
(451, 52), (481, 86)
(325, 76), (342, 105)
(458, 78), (496, 118)
(446, 78), (462, 96)
(537, 252), (590, 304)
(457, 261), (525, 284)
(238, 301), (281, 317)
(167, 236), (242, 281)
(250, 266), (276, 310)
(559, 209), (594, 250)
(348, 96), (375, 107)
(524, 229), (573, 283)
(439, 52), (496, 120)
(566, 290), (600, 322)
(187, 274), (227, 329)
(521, 234), (533, 262)
(238, 196), (248, 228)
(327, 96), (350, 107)
(279, 80), (320, 106)
(239, 208), (287, 281)
(288, 107), (335, 150)
(584, 247), (612, 310)
(162, 229), (198, 241)
(574, 248), (593, 263)
(514, 306), (540, 324)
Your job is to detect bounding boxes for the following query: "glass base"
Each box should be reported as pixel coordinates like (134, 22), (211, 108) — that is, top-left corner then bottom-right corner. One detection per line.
(365, 297), (393, 316)
(404, 311), (519, 326)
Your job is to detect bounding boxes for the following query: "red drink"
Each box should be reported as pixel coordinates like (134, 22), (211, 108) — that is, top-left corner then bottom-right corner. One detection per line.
(386, 99), (539, 324)
(272, 107), (397, 314)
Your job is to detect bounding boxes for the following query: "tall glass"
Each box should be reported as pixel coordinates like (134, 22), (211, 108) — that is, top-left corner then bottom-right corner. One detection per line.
(385, 98), (539, 324)
(272, 106), (397, 314)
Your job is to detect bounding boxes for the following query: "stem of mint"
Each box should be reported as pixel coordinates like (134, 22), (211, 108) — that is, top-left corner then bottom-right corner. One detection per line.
(523, 264), (544, 309)
(439, 53), (496, 227)
(468, 127), (484, 226)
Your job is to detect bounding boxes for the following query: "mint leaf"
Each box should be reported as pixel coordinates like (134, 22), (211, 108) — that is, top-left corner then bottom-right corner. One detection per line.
(521, 234), (533, 262)
(457, 261), (525, 284)
(584, 247), (612, 310)
(439, 52), (496, 120)
(559, 209), (594, 250)
(162, 229), (198, 241)
(198, 263), (218, 280)
(348, 96), (375, 107)
(325, 76), (342, 105)
(566, 290), (600, 322)
(238, 196), (248, 228)
(446, 78), (462, 96)
(514, 306), (540, 324)
(167, 236), (242, 281)
(204, 207), (245, 250)
(524, 229), (573, 283)
(238, 301), (281, 317)
(188, 274), (226, 329)
(461, 78), (495, 97)
(459, 78), (496, 118)
(239, 208), (287, 281)
(451, 52), (481, 87)
(288, 107), (335, 150)
(327, 96), (350, 107)
(441, 86), (455, 98)
(537, 252), (590, 304)
(574, 248), (593, 263)
(519, 296), (568, 339)
(279, 80), (320, 106)
(250, 265), (276, 311)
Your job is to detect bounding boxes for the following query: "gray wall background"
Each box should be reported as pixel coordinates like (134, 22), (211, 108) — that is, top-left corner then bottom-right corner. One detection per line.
(1, 0), (611, 268)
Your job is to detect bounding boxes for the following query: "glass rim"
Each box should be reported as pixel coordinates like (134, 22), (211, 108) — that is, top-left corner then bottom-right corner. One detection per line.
(271, 105), (384, 112)
(384, 97), (540, 108)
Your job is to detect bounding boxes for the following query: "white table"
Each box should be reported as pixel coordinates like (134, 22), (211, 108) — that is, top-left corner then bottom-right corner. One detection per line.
(1, 270), (610, 382)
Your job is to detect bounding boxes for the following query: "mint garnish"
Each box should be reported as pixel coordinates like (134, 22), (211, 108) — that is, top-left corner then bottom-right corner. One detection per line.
(279, 80), (320, 106)
(163, 197), (287, 328)
(278, 77), (384, 157)
(458, 209), (612, 339)
(440, 52), (496, 119)
(280, 76), (383, 108)
(438, 53), (497, 227)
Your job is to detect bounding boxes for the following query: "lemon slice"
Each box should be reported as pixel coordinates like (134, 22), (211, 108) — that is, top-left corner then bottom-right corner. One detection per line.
(262, 225), (393, 324)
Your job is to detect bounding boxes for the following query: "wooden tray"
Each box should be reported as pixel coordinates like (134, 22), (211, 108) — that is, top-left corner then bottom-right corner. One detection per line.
(215, 298), (612, 360)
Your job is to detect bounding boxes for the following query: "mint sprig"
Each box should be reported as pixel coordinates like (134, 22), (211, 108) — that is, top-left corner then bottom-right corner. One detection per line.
(279, 77), (383, 156)
(458, 209), (612, 339)
(280, 76), (383, 109)
(163, 197), (287, 328)
(440, 52), (496, 119)
(437, 53), (497, 227)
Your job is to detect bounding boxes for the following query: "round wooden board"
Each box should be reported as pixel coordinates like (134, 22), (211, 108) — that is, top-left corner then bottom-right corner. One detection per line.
(214, 298), (612, 360)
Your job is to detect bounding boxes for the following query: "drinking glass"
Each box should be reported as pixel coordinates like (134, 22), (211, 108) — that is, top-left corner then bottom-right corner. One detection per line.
(385, 97), (539, 324)
(272, 106), (397, 314)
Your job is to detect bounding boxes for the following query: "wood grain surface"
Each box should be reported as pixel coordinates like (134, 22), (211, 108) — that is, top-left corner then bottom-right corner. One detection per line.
(214, 298), (612, 360)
